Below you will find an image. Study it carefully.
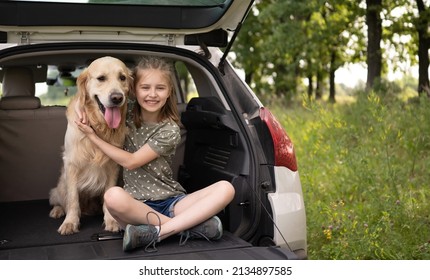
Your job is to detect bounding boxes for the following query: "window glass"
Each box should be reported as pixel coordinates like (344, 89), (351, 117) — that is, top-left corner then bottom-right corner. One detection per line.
(1, 61), (199, 106)
(37, 66), (81, 106)
(175, 61), (198, 102)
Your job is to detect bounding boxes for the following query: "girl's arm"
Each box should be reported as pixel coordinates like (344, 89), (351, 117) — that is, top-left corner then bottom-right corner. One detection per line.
(74, 120), (158, 170)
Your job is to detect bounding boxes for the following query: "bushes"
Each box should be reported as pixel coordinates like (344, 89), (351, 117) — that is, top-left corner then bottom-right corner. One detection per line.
(273, 94), (430, 259)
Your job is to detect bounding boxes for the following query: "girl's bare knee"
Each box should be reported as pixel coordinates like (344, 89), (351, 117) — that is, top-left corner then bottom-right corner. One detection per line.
(104, 187), (125, 211)
(218, 180), (235, 201)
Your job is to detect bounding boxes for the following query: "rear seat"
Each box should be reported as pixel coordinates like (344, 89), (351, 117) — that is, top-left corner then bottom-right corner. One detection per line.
(0, 67), (67, 202)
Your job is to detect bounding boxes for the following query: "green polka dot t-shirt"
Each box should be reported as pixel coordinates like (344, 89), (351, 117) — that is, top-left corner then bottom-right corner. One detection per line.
(123, 101), (186, 201)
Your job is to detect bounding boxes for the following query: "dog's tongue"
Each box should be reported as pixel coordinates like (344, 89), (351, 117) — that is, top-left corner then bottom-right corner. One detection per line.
(105, 107), (121, 129)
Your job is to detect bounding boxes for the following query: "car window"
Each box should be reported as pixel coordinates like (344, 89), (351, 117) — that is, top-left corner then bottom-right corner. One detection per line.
(175, 61), (198, 103)
(37, 61), (199, 106)
(37, 82), (77, 106)
(36, 65), (81, 106)
(0, 60), (199, 106)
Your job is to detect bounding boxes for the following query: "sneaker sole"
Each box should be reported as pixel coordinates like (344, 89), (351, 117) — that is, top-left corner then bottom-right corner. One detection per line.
(212, 216), (223, 240)
(122, 224), (133, 252)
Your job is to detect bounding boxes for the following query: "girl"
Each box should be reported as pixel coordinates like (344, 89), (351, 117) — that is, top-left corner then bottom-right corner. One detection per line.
(75, 56), (235, 252)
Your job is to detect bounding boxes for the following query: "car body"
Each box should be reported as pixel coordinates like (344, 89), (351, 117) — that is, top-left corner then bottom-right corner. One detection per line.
(0, 0), (307, 260)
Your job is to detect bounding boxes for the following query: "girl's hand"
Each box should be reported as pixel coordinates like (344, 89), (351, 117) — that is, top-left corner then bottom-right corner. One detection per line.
(74, 119), (95, 136)
(74, 96), (88, 124)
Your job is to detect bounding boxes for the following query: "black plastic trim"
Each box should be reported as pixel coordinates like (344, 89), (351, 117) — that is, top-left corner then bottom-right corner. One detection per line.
(184, 29), (228, 48)
(0, 1), (232, 29)
(0, 31), (6, 43)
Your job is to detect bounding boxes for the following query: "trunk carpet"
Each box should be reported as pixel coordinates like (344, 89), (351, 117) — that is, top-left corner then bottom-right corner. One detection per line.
(0, 200), (290, 260)
(0, 199), (105, 250)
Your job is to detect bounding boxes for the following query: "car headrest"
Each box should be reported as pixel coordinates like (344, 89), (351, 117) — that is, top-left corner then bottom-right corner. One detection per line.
(1, 67), (35, 97)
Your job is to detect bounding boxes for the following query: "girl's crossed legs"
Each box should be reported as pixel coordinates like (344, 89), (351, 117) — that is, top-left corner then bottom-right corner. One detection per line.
(104, 180), (235, 242)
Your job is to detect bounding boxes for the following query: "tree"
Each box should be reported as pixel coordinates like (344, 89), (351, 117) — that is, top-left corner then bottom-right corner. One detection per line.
(234, 0), (362, 102)
(366, 0), (383, 90)
(415, 0), (430, 96)
(316, 0), (362, 103)
(385, 0), (430, 97)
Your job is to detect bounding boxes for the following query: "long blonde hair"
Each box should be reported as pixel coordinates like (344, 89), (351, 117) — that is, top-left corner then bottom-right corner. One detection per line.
(131, 56), (180, 127)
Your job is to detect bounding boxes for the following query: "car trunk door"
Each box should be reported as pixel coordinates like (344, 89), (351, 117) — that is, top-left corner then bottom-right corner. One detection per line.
(0, 0), (254, 47)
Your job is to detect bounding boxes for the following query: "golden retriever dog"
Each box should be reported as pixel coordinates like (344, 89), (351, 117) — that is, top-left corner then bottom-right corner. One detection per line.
(49, 56), (133, 235)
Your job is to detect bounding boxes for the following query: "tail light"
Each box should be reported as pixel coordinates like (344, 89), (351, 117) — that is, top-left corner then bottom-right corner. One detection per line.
(260, 107), (298, 171)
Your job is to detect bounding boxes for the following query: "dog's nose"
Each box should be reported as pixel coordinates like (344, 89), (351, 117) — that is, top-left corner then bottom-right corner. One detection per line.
(110, 92), (124, 105)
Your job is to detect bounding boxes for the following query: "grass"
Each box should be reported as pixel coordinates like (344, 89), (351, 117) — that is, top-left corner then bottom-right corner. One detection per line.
(271, 93), (430, 259)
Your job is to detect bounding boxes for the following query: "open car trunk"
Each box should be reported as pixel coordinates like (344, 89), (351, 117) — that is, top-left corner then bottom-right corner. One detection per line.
(0, 200), (295, 260)
(0, 52), (297, 259)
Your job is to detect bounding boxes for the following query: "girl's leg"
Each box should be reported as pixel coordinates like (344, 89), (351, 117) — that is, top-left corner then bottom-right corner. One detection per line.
(105, 187), (176, 252)
(105, 181), (234, 243)
(103, 186), (171, 229)
(158, 180), (235, 240)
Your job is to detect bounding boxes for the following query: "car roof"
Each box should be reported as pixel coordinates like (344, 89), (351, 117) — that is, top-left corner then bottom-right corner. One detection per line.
(0, 0), (254, 47)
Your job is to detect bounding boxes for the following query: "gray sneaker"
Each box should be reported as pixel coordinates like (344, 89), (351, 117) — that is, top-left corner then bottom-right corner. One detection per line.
(123, 224), (159, 252)
(179, 216), (223, 246)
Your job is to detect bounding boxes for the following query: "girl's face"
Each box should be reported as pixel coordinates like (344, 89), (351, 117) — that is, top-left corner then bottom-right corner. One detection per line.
(135, 68), (171, 122)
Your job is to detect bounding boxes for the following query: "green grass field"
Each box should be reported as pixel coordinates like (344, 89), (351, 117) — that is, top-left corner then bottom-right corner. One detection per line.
(271, 93), (430, 259)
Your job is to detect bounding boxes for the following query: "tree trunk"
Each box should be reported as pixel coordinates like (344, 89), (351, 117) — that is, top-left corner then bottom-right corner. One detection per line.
(329, 51), (336, 103)
(416, 0), (430, 97)
(366, 0), (382, 91)
(307, 74), (313, 100)
(316, 70), (323, 100)
(245, 72), (253, 85)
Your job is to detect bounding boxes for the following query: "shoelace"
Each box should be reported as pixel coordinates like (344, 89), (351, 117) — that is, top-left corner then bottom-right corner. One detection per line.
(144, 211), (161, 253)
(179, 228), (211, 246)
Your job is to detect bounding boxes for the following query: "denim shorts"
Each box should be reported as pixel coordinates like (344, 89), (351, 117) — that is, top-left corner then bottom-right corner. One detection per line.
(144, 194), (186, 218)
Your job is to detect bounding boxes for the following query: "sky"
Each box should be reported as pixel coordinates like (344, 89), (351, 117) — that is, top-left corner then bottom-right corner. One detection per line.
(335, 64), (368, 88)
(335, 63), (419, 88)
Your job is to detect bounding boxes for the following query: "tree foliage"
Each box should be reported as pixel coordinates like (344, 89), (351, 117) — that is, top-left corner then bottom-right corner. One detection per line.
(233, 0), (430, 102)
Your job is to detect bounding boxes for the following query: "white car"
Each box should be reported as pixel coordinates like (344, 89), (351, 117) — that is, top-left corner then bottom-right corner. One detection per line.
(0, 0), (307, 260)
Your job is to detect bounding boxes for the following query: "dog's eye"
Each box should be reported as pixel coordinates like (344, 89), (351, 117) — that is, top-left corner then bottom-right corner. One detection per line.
(119, 74), (126, 81)
(97, 75), (106, 82)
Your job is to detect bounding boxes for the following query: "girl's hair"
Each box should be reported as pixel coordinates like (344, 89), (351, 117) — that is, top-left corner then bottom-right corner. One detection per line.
(131, 56), (180, 127)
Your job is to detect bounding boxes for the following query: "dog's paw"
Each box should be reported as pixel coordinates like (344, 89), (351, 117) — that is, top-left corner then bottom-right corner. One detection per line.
(49, 206), (65, 218)
(58, 222), (80, 235)
(104, 219), (120, 232)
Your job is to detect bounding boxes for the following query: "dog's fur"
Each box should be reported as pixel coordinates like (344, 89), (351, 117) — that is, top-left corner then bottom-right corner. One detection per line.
(49, 56), (133, 235)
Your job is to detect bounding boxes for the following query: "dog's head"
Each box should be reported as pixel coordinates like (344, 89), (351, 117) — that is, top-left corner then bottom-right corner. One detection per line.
(77, 56), (133, 129)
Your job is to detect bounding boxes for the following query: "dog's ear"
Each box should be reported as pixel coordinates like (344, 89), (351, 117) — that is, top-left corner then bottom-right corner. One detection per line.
(76, 69), (89, 107)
